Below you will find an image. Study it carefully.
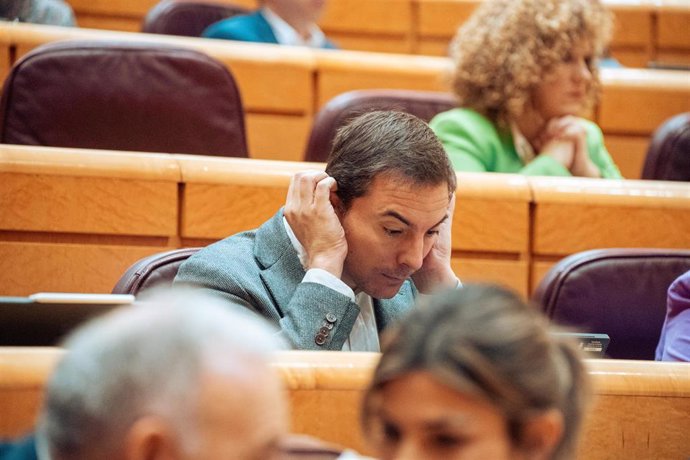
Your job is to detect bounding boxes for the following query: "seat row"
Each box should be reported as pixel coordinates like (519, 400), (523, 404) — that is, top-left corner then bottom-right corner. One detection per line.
(64, 0), (690, 67)
(1, 144), (688, 299)
(1, 348), (689, 458)
(0, 22), (688, 177)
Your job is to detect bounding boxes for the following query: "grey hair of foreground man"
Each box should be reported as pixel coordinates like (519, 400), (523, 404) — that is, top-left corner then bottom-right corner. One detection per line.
(35, 289), (287, 460)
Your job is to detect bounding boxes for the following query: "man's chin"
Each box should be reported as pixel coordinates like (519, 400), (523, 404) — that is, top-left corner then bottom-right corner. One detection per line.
(365, 282), (405, 299)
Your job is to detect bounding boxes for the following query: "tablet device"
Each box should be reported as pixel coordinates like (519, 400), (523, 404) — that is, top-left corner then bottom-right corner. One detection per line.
(0, 293), (135, 346)
(551, 332), (611, 358)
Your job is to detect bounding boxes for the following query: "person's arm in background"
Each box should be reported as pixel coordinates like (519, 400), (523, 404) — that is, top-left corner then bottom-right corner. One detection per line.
(431, 109), (576, 176)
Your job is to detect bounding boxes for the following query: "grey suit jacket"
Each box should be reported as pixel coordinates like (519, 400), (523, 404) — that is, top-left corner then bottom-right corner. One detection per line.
(173, 209), (416, 350)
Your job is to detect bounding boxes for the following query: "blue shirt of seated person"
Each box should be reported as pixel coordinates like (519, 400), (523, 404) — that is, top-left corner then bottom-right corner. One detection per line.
(202, 1), (337, 49)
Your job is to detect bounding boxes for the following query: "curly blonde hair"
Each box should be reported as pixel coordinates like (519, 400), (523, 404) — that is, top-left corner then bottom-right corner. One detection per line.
(450, 0), (613, 126)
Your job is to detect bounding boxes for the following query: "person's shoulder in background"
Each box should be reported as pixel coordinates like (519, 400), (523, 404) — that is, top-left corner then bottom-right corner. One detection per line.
(0, 435), (38, 460)
(4, 0), (77, 27)
(656, 271), (690, 362)
(202, 10), (278, 44)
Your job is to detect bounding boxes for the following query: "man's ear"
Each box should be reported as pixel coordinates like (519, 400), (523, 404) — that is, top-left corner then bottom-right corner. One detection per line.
(124, 416), (181, 460)
(330, 191), (345, 218)
(518, 409), (564, 460)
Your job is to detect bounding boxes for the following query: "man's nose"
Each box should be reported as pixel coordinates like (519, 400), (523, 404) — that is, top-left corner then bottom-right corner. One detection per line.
(398, 237), (425, 272)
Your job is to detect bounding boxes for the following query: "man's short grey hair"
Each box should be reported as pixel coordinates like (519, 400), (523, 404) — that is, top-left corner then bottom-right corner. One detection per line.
(35, 288), (284, 459)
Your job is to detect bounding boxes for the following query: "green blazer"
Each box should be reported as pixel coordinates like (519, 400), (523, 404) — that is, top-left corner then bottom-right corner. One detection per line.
(430, 108), (622, 178)
(173, 209), (415, 350)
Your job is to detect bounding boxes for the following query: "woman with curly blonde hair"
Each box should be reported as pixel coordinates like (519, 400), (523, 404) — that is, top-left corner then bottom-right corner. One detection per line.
(430, 0), (622, 178)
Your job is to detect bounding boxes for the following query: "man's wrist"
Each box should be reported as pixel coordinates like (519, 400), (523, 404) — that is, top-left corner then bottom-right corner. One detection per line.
(307, 254), (345, 279)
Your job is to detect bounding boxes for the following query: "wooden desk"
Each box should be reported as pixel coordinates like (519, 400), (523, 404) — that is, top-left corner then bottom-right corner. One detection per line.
(2, 348), (689, 459)
(530, 176), (690, 290)
(0, 145), (180, 295)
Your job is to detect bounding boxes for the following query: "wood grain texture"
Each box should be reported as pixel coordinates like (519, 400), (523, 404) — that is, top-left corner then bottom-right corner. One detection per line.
(245, 113), (312, 161)
(604, 134), (650, 179)
(0, 145), (181, 180)
(451, 257), (529, 297)
(598, 68), (690, 135)
(0, 243), (171, 295)
(416, 0), (480, 37)
(322, 34), (413, 54)
(609, 8), (653, 47)
(181, 184), (287, 239)
(321, 0), (412, 34)
(0, 173), (177, 236)
(453, 199), (529, 253)
(533, 204), (690, 255)
(313, 49), (452, 108)
(656, 9), (690, 49)
(580, 394), (690, 459)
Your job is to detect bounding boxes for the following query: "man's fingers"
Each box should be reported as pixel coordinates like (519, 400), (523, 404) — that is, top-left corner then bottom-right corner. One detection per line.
(287, 170), (328, 209)
(314, 177), (337, 209)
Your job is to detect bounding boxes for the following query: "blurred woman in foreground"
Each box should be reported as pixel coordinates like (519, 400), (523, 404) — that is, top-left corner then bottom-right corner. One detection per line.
(362, 285), (590, 460)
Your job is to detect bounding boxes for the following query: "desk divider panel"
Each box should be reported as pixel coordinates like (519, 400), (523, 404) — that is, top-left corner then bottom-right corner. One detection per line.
(655, 7), (690, 66)
(452, 173), (531, 296)
(24, 0), (689, 66)
(598, 68), (690, 136)
(2, 23), (689, 169)
(530, 177), (690, 291)
(175, 155), (311, 242)
(313, 49), (453, 109)
(320, 0), (414, 53)
(2, 348), (688, 458)
(0, 146), (180, 296)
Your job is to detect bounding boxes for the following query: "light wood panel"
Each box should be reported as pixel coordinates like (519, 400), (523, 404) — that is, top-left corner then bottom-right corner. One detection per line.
(244, 114), (312, 162)
(656, 7), (690, 65)
(451, 257), (529, 297)
(531, 177), (690, 257)
(598, 68), (690, 136)
(604, 134), (650, 179)
(0, 146), (181, 296)
(0, 243), (169, 295)
(176, 154), (308, 239)
(314, 49), (452, 108)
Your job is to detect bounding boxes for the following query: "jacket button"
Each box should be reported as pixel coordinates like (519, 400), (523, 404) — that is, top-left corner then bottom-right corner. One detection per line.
(325, 313), (337, 324)
(315, 333), (327, 346)
(319, 327), (330, 336)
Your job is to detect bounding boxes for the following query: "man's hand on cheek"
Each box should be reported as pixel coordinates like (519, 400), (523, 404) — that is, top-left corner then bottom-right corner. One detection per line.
(284, 171), (348, 279)
(411, 194), (458, 294)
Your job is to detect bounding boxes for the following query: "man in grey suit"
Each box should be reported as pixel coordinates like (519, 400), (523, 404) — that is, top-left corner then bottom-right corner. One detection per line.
(174, 111), (459, 351)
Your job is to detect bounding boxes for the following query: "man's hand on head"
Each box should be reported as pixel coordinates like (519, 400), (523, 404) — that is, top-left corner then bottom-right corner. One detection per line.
(284, 170), (348, 279)
(411, 193), (458, 294)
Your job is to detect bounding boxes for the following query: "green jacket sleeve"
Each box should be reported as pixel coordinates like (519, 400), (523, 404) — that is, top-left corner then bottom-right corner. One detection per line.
(431, 109), (622, 178)
(584, 120), (623, 179)
(430, 109), (571, 176)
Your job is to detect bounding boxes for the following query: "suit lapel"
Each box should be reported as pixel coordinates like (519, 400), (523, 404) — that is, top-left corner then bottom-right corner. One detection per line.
(255, 209), (305, 315)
